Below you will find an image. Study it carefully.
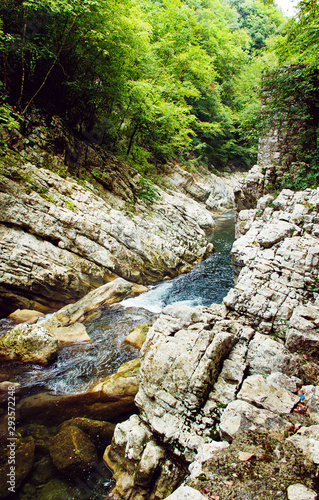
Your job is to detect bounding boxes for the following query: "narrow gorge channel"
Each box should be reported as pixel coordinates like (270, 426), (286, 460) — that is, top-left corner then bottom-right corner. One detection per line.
(0, 211), (235, 500)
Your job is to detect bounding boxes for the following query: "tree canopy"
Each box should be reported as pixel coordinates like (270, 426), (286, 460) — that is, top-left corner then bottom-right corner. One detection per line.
(0, 0), (286, 172)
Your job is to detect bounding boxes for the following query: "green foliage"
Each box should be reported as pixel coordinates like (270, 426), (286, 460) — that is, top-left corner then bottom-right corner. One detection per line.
(0, 0), (286, 170)
(229, 0), (284, 55)
(134, 177), (160, 203)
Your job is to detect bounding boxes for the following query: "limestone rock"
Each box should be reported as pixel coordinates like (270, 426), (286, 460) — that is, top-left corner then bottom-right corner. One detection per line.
(91, 358), (140, 396)
(267, 372), (300, 393)
(52, 322), (92, 342)
(0, 323), (58, 365)
(220, 400), (289, 440)
(0, 160), (215, 315)
(287, 484), (318, 500)
(165, 166), (211, 203)
(189, 441), (230, 479)
(8, 308), (44, 324)
(234, 165), (265, 210)
(286, 304), (319, 358)
(165, 485), (206, 500)
(288, 425), (319, 464)
(124, 323), (152, 349)
(246, 333), (299, 377)
(135, 306), (238, 459)
(238, 374), (300, 414)
(257, 221), (296, 248)
(43, 278), (141, 333)
(302, 385), (319, 423)
(104, 414), (183, 500)
(49, 425), (98, 477)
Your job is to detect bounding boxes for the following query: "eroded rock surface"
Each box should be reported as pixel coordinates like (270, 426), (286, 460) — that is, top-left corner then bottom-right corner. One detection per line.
(106, 182), (319, 500)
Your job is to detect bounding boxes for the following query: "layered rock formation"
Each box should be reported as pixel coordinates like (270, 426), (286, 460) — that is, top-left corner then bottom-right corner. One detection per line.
(105, 179), (319, 500)
(0, 153), (220, 315)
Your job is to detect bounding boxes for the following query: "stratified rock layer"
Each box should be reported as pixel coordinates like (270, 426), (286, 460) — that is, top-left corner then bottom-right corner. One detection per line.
(0, 161), (215, 314)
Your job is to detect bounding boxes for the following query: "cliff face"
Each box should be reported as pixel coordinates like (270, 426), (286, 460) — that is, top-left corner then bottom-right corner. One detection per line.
(105, 169), (319, 500)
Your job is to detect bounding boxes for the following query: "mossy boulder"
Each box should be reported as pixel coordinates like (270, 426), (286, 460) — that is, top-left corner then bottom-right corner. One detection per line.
(36, 478), (73, 500)
(0, 324), (58, 365)
(49, 425), (98, 478)
(60, 418), (115, 454)
(0, 437), (35, 498)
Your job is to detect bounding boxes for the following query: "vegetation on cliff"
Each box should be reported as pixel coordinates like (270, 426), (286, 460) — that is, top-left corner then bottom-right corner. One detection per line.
(256, 0), (319, 188)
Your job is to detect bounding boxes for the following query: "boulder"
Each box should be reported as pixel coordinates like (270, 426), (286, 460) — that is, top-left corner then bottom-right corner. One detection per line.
(288, 425), (319, 464)
(266, 372), (300, 394)
(43, 278), (143, 333)
(302, 385), (319, 423)
(51, 322), (92, 342)
(124, 323), (152, 349)
(91, 358), (140, 396)
(246, 333), (299, 377)
(189, 441), (230, 479)
(36, 478), (73, 500)
(8, 308), (44, 324)
(256, 221), (296, 248)
(60, 417), (115, 454)
(49, 425), (98, 478)
(0, 323), (58, 365)
(165, 485), (206, 500)
(104, 414), (183, 500)
(17, 389), (137, 425)
(238, 374), (300, 414)
(0, 438), (35, 498)
(220, 400), (290, 441)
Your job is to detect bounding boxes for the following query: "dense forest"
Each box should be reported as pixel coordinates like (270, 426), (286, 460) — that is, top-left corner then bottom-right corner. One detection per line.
(0, 0), (318, 184)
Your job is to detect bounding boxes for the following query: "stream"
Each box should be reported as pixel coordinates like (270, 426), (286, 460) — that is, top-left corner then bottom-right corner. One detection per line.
(0, 211), (235, 499)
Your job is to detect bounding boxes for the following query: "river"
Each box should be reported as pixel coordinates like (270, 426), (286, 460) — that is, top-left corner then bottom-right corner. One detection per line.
(0, 211), (235, 499)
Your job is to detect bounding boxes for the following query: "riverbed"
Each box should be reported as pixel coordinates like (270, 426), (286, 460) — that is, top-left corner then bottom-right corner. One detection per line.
(0, 211), (235, 500)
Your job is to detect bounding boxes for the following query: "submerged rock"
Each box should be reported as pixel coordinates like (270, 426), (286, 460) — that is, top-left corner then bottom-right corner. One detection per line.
(49, 425), (98, 478)
(0, 437), (35, 498)
(0, 323), (58, 365)
(60, 417), (115, 454)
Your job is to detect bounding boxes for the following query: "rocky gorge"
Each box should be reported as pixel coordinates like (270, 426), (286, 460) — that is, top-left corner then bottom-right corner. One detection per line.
(104, 168), (319, 500)
(1, 122), (319, 500)
(0, 122), (237, 500)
